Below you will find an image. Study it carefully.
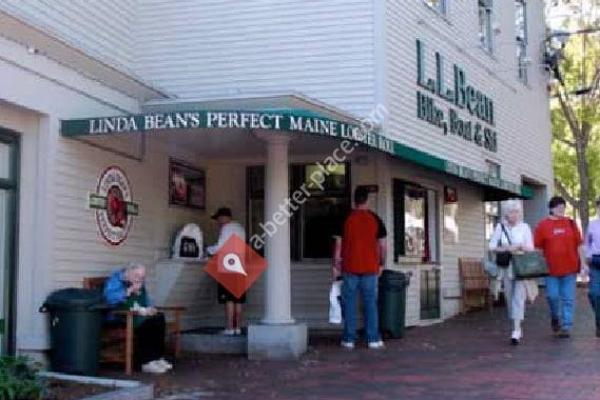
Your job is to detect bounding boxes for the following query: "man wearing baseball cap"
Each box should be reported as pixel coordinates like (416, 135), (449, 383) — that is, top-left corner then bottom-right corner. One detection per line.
(207, 207), (246, 335)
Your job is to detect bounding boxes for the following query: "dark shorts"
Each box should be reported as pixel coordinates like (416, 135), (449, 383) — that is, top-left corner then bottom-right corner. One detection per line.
(218, 284), (246, 304)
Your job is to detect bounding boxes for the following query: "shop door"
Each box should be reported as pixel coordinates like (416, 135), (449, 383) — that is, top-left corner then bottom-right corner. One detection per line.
(420, 269), (441, 320)
(0, 130), (18, 354)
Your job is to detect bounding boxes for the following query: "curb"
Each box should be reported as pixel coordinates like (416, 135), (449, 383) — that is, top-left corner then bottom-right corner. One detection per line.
(38, 372), (154, 400)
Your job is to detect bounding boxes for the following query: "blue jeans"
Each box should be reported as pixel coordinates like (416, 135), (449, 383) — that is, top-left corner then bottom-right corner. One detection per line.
(588, 257), (600, 326)
(545, 274), (577, 331)
(342, 273), (380, 343)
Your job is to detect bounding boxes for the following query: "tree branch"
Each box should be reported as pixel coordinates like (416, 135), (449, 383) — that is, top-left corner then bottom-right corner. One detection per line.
(554, 178), (579, 210)
(556, 87), (582, 140)
(553, 136), (576, 148)
(586, 65), (600, 102)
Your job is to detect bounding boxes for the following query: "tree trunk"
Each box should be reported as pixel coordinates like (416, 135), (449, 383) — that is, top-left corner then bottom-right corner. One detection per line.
(575, 133), (590, 233)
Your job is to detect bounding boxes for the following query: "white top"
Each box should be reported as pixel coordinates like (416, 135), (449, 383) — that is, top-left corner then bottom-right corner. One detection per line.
(206, 221), (246, 255)
(488, 221), (534, 251)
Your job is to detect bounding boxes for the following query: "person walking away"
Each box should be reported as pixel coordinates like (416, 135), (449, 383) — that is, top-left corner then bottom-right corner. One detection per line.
(489, 200), (535, 345)
(584, 197), (600, 337)
(334, 186), (387, 349)
(207, 207), (247, 335)
(534, 196), (583, 338)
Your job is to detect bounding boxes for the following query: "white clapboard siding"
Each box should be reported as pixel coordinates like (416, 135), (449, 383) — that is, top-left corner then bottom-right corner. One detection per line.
(384, 1), (553, 188)
(135, 0), (377, 117)
(440, 183), (486, 319)
(52, 135), (207, 289)
(0, 0), (137, 73)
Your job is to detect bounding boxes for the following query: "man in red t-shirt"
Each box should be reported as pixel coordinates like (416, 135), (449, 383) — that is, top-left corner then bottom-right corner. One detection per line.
(334, 186), (387, 349)
(534, 196), (583, 338)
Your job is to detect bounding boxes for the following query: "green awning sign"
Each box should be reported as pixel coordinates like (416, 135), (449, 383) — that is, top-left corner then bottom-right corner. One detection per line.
(60, 109), (521, 197)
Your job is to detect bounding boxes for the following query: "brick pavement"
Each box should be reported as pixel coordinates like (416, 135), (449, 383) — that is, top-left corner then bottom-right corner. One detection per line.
(125, 288), (600, 400)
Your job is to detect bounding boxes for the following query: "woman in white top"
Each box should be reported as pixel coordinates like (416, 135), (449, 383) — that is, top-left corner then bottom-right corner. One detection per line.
(489, 200), (534, 345)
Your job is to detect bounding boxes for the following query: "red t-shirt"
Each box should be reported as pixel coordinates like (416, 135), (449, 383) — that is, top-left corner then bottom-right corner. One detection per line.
(534, 217), (582, 277)
(341, 209), (387, 275)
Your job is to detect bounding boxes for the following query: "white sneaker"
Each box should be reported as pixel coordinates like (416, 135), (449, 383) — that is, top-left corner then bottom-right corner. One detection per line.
(221, 329), (235, 336)
(368, 340), (385, 349)
(234, 328), (242, 335)
(340, 341), (355, 349)
(511, 329), (522, 345)
(141, 361), (167, 374)
(156, 358), (173, 370)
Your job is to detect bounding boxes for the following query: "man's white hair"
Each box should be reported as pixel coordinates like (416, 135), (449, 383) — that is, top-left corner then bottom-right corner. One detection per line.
(125, 262), (145, 272)
(501, 199), (523, 219)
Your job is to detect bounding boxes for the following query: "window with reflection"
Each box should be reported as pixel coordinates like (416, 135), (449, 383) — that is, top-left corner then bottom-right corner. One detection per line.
(515, 0), (528, 83)
(246, 163), (350, 260)
(478, 0), (493, 53)
(393, 180), (439, 263)
(294, 163), (350, 259)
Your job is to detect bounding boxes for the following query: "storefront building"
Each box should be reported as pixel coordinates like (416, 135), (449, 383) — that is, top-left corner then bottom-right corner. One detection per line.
(0, 0), (552, 359)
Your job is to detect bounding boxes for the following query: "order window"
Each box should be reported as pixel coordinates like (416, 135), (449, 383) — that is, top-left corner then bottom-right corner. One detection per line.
(246, 163), (351, 260)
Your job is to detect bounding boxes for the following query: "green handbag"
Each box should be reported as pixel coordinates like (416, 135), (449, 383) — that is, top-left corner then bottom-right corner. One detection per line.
(512, 251), (549, 279)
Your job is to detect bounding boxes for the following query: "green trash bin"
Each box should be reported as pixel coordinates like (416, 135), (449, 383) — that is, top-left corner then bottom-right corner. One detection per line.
(40, 288), (104, 376)
(378, 270), (410, 339)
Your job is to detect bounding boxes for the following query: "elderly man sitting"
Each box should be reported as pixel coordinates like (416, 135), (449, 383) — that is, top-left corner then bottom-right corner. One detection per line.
(103, 263), (172, 374)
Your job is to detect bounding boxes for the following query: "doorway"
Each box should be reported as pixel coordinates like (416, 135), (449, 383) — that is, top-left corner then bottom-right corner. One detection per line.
(0, 128), (19, 354)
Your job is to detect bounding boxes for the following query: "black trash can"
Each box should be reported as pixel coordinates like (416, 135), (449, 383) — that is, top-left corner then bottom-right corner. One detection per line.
(40, 288), (104, 375)
(378, 270), (410, 339)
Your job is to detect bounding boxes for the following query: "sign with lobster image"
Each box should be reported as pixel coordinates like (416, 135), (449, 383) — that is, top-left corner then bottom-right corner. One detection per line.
(89, 166), (139, 245)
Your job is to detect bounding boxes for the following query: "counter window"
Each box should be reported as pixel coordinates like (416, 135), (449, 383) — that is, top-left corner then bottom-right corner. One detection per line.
(246, 163), (351, 260)
(393, 180), (439, 263)
(292, 163), (350, 260)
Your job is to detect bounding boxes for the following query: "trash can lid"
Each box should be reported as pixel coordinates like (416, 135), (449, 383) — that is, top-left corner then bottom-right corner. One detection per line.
(45, 288), (104, 310)
(379, 270), (410, 287)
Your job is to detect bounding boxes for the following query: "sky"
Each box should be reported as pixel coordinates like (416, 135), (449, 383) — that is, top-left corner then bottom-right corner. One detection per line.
(546, 0), (600, 31)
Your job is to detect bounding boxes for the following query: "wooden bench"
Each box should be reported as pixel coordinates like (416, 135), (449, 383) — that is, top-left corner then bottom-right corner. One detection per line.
(83, 277), (185, 375)
(458, 258), (493, 314)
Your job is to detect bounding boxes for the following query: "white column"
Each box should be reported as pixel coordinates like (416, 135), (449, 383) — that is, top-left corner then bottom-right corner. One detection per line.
(262, 135), (294, 325)
(375, 154), (394, 268)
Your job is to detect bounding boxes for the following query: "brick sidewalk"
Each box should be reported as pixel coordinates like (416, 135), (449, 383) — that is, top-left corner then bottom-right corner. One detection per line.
(134, 288), (600, 400)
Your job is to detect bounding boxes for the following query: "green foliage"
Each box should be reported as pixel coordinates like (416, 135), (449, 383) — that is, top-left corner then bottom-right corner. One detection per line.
(0, 357), (44, 400)
(550, 21), (600, 216)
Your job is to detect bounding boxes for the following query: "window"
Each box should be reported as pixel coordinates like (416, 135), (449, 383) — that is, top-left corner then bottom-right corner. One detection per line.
(478, 0), (493, 53)
(485, 201), (500, 242)
(424, 0), (446, 14)
(516, 0), (528, 83)
(246, 164), (351, 260)
(420, 269), (441, 319)
(292, 163), (350, 259)
(393, 180), (439, 263)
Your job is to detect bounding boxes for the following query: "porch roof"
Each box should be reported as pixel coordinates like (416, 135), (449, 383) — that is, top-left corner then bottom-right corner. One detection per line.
(60, 94), (523, 200)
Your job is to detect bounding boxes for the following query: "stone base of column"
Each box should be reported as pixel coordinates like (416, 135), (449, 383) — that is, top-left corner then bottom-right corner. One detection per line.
(247, 323), (308, 360)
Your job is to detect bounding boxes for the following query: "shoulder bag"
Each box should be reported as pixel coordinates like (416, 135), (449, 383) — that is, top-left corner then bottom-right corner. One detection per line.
(513, 250), (549, 279)
(495, 224), (512, 268)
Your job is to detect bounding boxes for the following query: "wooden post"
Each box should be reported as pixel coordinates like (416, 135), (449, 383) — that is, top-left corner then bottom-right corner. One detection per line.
(126, 313), (133, 375)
